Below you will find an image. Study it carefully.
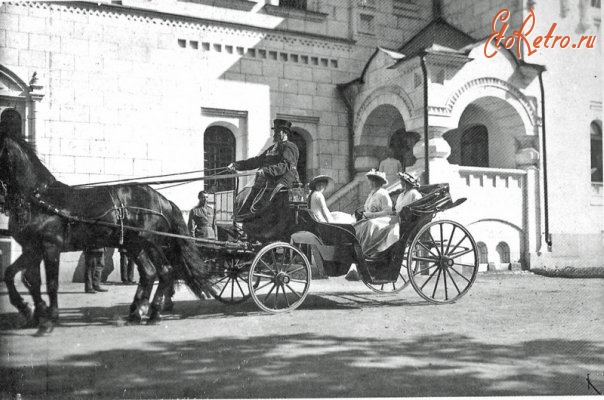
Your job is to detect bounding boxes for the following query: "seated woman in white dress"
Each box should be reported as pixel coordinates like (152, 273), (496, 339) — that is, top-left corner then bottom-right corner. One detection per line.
(352, 169), (394, 257)
(376, 172), (423, 253)
(308, 175), (356, 224)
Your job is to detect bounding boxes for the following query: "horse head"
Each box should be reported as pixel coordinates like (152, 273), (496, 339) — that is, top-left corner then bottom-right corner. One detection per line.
(0, 129), (56, 201)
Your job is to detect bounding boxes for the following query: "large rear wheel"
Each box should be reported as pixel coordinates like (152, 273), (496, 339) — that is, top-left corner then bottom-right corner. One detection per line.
(407, 220), (478, 304)
(248, 242), (312, 313)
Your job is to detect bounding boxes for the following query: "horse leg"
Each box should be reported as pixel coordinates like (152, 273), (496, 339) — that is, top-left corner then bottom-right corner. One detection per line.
(35, 244), (61, 336)
(3, 254), (37, 327)
(147, 247), (173, 325)
(127, 248), (156, 324)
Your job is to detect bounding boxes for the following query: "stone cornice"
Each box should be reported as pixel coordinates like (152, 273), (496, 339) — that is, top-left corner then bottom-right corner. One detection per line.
(201, 107), (247, 118)
(6, 1), (354, 51)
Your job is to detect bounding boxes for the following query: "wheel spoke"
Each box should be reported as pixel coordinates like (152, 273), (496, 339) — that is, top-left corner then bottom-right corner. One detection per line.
(439, 223), (444, 255)
(284, 265), (306, 275)
(282, 283), (291, 307)
(289, 278), (308, 284)
(428, 231), (441, 256)
(211, 275), (229, 286)
(449, 266), (471, 283)
(444, 267), (462, 295)
(445, 225), (457, 254)
(411, 255), (440, 263)
(417, 241), (440, 258)
(234, 277), (246, 296)
(418, 265), (440, 290)
(449, 248), (474, 259)
(259, 259), (278, 276)
(411, 262), (438, 277)
(431, 268), (442, 298)
(273, 282), (280, 308)
(217, 276), (231, 298)
(443, 267), (448, 301)
(255, 279), (275, 292)
(285, 283), (303, 299)
(253, 272), (276, 280)
(446, 233), (468, 257)
(454, 262), (477, 269)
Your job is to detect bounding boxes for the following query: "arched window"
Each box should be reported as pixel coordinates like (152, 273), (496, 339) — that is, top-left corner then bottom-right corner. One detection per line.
(289, 130), (307, 184)
(204, 126), (236, 193)
(496, 242), (510, 264)
(0, 109), (23, 137)
(461, 125), (489, 167)
(591, 120), (602, 183)
(477, 242), (488, 264)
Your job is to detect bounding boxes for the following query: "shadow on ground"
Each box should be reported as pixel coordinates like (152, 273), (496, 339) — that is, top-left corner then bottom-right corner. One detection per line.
(1, 330), (602, 398)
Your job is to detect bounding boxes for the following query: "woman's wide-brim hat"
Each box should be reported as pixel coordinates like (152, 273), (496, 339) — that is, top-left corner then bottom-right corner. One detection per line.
(272, 118), (292, 131)
(398, 172), (420, 187)
(365, 169), (388, 186)
(308, 175), (334, 192)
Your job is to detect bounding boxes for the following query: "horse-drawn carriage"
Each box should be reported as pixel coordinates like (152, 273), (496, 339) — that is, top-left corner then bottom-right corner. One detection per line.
(0, 129), (478, 335)
(202, 179), (478, 313)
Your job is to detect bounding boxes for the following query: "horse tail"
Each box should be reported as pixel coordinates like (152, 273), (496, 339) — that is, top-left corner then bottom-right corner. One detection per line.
(166, 200), (212, 300)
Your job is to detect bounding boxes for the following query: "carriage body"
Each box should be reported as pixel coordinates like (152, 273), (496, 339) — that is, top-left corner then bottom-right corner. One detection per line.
(204, 180), (479, 312)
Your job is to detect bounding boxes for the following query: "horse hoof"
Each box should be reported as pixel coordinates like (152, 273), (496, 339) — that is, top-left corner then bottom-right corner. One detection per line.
(34, 322), (54, 336)
(126, 315), (143, 325)
(146, 317), (161, 325)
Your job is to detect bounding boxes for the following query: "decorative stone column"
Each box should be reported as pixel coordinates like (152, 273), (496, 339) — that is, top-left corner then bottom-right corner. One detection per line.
(515, 135), (541, 266)
(407, 125), (453, 184)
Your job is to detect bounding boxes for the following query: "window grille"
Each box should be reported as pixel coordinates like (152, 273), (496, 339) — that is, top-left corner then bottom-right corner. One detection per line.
(204, 126), (236, 193)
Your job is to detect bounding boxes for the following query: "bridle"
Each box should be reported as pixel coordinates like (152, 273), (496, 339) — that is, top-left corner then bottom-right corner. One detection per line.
(0, 142), (8, 211)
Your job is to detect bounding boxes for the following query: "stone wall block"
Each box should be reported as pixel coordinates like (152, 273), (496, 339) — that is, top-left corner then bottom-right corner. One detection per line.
(312, 68), (331, 83)
(263, 62), (284, 78)
(49, 155), (76, 174)
(75, 156), (104, 175)
(18, 15), (47, 35)
(51, 52), (75, 70)
(312, 96), (333, 112)
(18, 49), (46, 68)
(0, 13), (19, 31)
(240, 58), (263, 75)
(0, 47), (18, 66)
(6, 30), (28, 49)
(284, 65), (312, 81)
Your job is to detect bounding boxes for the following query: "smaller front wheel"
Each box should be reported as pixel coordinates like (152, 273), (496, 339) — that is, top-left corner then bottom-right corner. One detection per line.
(248, 242), (312, 313)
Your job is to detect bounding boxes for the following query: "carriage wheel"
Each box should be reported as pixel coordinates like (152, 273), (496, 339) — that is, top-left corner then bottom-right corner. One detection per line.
(363, 258), (411, 294)
(208, 254), (255, 305)
(248, 242), (311, 313)
(407, 220), (478, 304)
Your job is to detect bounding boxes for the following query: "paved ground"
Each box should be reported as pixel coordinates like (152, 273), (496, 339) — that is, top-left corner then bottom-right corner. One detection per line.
(0, 271), (603, 399)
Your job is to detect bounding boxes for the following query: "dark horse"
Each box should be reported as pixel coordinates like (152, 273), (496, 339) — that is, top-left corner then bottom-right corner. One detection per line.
(0, 130), (212, 335)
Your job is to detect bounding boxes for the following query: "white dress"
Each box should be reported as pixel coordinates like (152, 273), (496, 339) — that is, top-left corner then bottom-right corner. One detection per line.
(308, 191), (356, 224)
(353, 188), (393, 256)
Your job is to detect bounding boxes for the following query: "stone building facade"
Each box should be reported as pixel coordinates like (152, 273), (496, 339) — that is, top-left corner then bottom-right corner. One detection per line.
(0, 0), (601, 281)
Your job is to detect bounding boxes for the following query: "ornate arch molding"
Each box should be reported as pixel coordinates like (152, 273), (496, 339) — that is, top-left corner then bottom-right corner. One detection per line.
(445, 77), (539, 127)
(353, 85), (415, 143)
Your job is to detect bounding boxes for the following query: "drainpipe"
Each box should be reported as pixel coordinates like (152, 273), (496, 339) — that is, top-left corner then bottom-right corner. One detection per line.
(538, 70), (552, 248)
(420, 54), (430, 184)
(337, 84), (356, 180)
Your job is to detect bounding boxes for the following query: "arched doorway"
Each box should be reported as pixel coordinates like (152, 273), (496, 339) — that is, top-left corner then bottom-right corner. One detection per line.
(289, 129), (307, 184)
(356, 104), (405, 171)
(204, 125), (236, 193)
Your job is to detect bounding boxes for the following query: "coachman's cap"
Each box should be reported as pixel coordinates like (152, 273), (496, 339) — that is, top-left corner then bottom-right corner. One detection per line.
(272, 118), (292, 131)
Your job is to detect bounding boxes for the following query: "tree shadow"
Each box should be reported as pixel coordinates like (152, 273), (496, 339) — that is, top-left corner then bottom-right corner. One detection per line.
(1, 333), (602, 399)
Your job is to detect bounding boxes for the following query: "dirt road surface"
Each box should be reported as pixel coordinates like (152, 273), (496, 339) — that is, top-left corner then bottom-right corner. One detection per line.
(1, 272), (602, 399)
